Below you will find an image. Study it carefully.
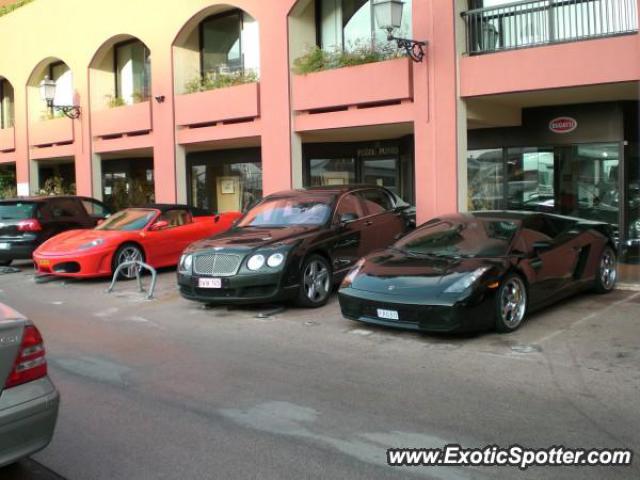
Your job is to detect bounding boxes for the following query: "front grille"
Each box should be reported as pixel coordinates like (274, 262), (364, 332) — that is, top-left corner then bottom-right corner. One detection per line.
(194, 253), (242, 276)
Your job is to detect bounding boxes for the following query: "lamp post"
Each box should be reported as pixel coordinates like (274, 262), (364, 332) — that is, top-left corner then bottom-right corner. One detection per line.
(373, 0), (427, 63)
(39, 76), (81, 119)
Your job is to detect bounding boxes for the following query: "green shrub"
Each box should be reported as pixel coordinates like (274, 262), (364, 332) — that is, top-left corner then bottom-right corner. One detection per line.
(106, 95), (126, 108)
(293, 43), (400, 75)
(107, 178), (155, 211)
(0, 0), (34, 18)
(40, 109), (66, 121)
(0, 175), (17, 199)
(185, 70), (258, 94)
(37, 176), (76, 196)
(105, 92), (146, 108)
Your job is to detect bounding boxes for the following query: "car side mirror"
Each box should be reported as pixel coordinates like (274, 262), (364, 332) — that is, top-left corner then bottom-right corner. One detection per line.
(214, 215), (221, 224)
(340, 212), (359, 224)
(150, 220), (169, 231)
(532, 241), (552, 254)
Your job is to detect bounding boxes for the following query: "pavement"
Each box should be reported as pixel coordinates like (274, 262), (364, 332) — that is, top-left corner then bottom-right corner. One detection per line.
(1, 260), (639, 480)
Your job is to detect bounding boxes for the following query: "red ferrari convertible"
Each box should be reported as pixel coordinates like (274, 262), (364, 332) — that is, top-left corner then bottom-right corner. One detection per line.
(33, 204), (241, 279)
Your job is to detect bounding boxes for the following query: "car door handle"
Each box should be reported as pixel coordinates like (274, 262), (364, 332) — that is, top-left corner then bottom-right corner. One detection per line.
(365, 220), (373, 226)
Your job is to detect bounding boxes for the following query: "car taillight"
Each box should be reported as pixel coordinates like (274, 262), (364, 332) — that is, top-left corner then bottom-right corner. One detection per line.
(4, 325), (47, 389)
(17, 219), (42, 232)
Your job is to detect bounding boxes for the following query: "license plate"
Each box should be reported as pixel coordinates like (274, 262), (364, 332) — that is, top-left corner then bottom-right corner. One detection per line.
(0, 243), (9, 250)
(39, 259), (50, 266)
(377, 308), (399, 320)
(198, 278), (222, 289)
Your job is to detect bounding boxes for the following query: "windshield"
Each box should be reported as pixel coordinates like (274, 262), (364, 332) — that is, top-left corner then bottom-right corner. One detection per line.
(395, 217), (520, 258)
(237, 196), (333, 227)
(96, 209), (156, 231)
(0, 202), (36, 220)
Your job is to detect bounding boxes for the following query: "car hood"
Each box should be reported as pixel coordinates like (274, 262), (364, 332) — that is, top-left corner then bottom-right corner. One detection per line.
(350, 249), (506, 299)
(186, 225), (320, 252)
(36, 229), (123, 254)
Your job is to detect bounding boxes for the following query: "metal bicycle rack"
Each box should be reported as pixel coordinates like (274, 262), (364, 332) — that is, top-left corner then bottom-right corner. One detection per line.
(107, 261), (157, 300)
(0, 266), (21, 275)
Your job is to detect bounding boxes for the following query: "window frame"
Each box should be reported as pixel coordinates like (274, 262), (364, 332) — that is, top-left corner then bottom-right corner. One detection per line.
(81, 198), (110, 219)
(47, 197), (85, 219)
(333, 192), (366, 223)
(0, 79), (10, 129)
(317, 0), (412, 52)
(357, 188), (395, 216)
(318, 0), (375, 51)
(198, 9), (244, 77)
(113, 38), (151, 103)
(48, 61), (73, 109)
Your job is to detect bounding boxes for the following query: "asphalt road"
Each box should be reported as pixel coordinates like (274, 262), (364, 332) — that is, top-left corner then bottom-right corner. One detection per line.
(1, 261), (639, 480)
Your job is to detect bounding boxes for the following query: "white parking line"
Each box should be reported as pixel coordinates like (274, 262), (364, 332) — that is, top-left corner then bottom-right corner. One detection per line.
(537, 291), (640, 345)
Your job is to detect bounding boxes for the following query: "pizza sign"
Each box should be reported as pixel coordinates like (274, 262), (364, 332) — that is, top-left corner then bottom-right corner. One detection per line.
(549, 117), (577, 134)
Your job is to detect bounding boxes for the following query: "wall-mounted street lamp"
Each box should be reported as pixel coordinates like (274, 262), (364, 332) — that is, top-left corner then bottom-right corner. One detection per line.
(39, 76), (81, 119)
(373, 0), (427, 63)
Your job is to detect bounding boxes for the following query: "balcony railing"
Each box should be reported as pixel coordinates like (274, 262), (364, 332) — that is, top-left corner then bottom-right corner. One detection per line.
(462, 0), (638, 54)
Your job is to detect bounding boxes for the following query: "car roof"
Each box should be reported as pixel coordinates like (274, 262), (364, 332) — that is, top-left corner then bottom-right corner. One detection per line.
(474, 210), (609, 225)
(0, 195), (96, 203)
(268, 185), (391, 197)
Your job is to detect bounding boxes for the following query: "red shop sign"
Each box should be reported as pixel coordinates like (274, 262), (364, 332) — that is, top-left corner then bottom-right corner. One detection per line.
(549, 117), (578, 134)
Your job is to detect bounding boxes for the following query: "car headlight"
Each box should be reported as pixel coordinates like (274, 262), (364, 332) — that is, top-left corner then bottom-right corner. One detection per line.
(247, 254), (266, 271)
(179, 254), (193, 274)
(444, 266), (490, 293)
(266, 252), (285, 268)
(78, 238), (104, 250)
(341, 258), (365, 288)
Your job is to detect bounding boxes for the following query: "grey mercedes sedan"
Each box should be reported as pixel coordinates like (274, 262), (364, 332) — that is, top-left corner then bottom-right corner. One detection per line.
(0, 303), (59, 468)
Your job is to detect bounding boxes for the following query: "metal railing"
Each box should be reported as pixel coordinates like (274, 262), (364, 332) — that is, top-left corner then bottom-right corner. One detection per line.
(107, 260), (157, 300)
(462, 0), (638, 54)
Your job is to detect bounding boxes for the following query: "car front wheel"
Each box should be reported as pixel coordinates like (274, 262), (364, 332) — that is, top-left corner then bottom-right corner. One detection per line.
(112, 244), (145, 280)
(296, 254), (332, 308)
(496, 273), (528, 333)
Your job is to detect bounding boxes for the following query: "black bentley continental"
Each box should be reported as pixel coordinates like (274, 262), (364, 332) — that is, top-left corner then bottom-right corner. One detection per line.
(338, 211), (617, 333)
(177, 186), (415, 307)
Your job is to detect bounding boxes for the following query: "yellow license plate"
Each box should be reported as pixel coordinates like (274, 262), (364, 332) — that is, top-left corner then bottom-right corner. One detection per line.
(39, 259), (51, 266)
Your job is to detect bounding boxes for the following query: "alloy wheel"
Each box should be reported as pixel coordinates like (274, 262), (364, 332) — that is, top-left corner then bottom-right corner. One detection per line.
(600, 248), (617, 290)
(303, 260), (330, 303)
(117, 246), (143, 279)
(500, 276), (527, 329)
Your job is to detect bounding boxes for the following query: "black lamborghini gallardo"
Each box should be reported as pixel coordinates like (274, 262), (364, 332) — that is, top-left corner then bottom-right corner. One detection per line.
(339, 211), (617, 333)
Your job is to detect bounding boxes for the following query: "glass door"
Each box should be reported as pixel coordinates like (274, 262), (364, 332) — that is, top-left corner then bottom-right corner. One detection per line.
(557, 144), (620, 228)
(506, 147), (555, 211)
(187, 154), (263, 213)
(621, 141), (639, 283)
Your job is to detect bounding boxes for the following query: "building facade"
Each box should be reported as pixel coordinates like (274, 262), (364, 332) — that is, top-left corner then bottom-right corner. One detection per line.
(0, 0), (638, 279)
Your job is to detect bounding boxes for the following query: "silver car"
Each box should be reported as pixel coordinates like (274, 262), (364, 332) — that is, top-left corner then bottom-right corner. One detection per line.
(0, 303), (59, 468)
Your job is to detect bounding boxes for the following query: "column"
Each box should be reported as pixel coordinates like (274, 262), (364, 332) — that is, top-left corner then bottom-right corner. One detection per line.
(413, 0), (460, 224)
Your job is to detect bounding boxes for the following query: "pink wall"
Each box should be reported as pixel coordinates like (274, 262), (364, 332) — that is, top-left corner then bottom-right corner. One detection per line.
(3, 0), (638, 222)
(255, 2), (294, 195)
(293, 57), (413, 111)
(413, 0), (459, 224)
(460, 34), (640, 97)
